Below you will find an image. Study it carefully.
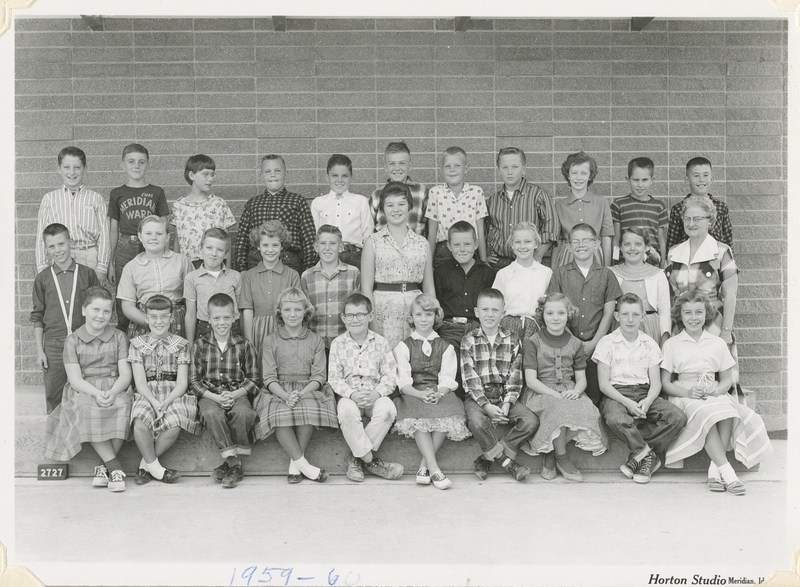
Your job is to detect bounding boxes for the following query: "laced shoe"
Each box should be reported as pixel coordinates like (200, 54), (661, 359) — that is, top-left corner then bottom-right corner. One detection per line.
(92, 465), (109, 487)
(135, 468), (152, 485)
(502, 458), (531, 482)
(431, 470), (452, 490)
(107, 469), (127, 492)
(363, 457), (404, 480)
(345, 453), (365, 482)
(159, 468), (181, 484)
(221, 464), (243, 488)
(633, 451), (661, 484)
(211, 461), (230, 483)
(620, 454), (638, 479)
(473, 456), (491, 480)
(416, 467), (431, 485)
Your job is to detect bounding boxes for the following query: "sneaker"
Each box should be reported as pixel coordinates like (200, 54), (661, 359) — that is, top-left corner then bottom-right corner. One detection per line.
(364, 457), (404, 480)
(134, 468), (152, 485)
(723, 479), (746, 496)
(107, 469), (126, 492)
(92, 465), (109, 487)
(221, 464), (243, 488)
(473, 455), (491, 481)
(345, 453), (365, 483)
(211, 461), (230, 483)
(159, 468), (181, 484)
(431, 470), (452, 490)
(416, 467), (431, 485)
(540, 452), (557, 481)
(620, 454), (638, 480)
(708, 477), (726, 492)
(633, 451), (661, 484)
(502, 457), (531, 482)
(555, 456), (583, 482)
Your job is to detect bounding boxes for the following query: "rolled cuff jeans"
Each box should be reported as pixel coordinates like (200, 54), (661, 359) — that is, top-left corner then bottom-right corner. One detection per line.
(464, 397), (539, 461)
(198, 395), (257, 458)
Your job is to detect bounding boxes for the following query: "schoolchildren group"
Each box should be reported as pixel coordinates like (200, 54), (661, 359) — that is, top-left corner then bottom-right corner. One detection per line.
(32, 140), (773, 496)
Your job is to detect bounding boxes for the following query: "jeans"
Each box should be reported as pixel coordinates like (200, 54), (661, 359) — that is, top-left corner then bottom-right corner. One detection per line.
(197, 395), (257, 458)
(43, 334), (67, 414)
(601, 384), (688, 455)
(337, 396), (396, 458)
(463, 397), (539, 461)
(114, 237), (142, 332)
(584, 357), (601, 406)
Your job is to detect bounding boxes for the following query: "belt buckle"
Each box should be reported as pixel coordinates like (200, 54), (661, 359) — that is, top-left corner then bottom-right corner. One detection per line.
(453, 317), (467, 324)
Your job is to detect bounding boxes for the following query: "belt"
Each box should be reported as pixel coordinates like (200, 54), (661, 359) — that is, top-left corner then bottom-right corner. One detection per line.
(120, 234), (139, 243)
(147, 372), (177, 382)
(71, 243), (97, 251)
(374, 282), (421, 293)
(446, 317), (469, 324)
(645, 310), (657, 315)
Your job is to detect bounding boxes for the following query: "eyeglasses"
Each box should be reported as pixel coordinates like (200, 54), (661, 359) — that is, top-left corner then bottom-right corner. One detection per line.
(342, 312), (369, 322)
(145, 313), (172, 323)
(681, 215), (710, 224)
(196, 171), (216, 179)
(569, 238), (595, 246)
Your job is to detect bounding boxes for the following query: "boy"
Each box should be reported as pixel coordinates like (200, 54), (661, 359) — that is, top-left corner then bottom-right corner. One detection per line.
(108, 143), (170, 331)
(547, 223), (622, 407)
(329, 293), (404, 482)
(31, 223), (100, 413)
(184, 228), (242, 344)
(485, 147), (558, 269)
(234, 154), (317, 275)
(666, 157), (733, 251)
(461, 288), (538, 481)
(300, 225), (361, 349)
(36, 146), (110, 285)
(593, 293), (687, 483)
(611, 157), (668, 266)
(369, 141), (428, 236)
(310, 154), (374, 269)
(189, 293), (259, 489)
(426, 147), (489, 268)
(171, 154), (237, 267)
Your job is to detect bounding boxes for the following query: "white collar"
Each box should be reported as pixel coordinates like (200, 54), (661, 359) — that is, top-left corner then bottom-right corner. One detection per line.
(668, 234), (719, 265)
(673, 328), (715, 343)
(411, 330), (439, 342)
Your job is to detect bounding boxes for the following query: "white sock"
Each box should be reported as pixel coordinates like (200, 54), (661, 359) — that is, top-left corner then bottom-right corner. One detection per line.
(288, 459), (300, 475)
(292, 456), (320, 480)
(718, 462), (738, 483)
(708, 462), (720, 479)
(146, 458), (166, 480)
(139, 458), (147, 470)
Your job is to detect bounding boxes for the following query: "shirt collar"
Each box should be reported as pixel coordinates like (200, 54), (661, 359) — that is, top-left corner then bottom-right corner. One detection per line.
(264, 187), (288, 198)
(310, 260), (349, 275)
(410, 330), (439, 342)
(683, 193), (718, 203)
(478, 327), (510, 341)
(203, 330), (246, 348)
(51, 259), (77, 274)
(566, 260), (600, 273)
(667, 234), (718, 265)
(673, 328), (715, 344)
(61, 184), (84, 194)
(345, 329), (376, 345)
(257, 260), (285, 274)
(197, 264), (228, 276)
(325, 190), (350, 199)
(503, 177), (528, 198)
(609, 328), (645, 345)
(566, 191), (595, 204)
(277, 326), (310, 340)
(133, 333), (187, 355)
(134, 250), (175, 265)
(75, 324), (116, 343)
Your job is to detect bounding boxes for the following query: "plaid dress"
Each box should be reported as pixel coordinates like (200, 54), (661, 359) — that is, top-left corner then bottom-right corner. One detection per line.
(128, 334), (200, 435)
(44, 325), (133, 461)
(254, 326), (338, 439)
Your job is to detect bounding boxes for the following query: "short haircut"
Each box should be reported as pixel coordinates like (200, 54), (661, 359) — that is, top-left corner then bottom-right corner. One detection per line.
(561, 151), (598, 186)
(384, 141), (411, 157)
(82, 286), (113, 308)
(138, 215), (168, 233)
(568, 222), (597, 240)
(534, 292), (578, 327)
(274, 287), (314, 326)
(58, 146), (86, 167)
(447, 220), (476, 242)
(250, 219), (292, 249)
(42, 223), (70, 240)
(208, 292), (235, 312)
(497, 147), (527, 166)
(406, 294), (444, 329)
(671, 290), (716, 330)
(620, 226), (651, 248)
(327, 154), (352, 174)
(627, 157), (654, 177)
(680, 195), (717, 225)
(686, 156), (712, 173)
(317, 224), (343, 242)
(261, 154), (286, 168)
(122, 143), (149, 160)
(616, 292), (644, 312)
(201, 227), (230, 247)
(143, 294), (173, 313)
(508, 221), (542, 249)
(343, 292), (372, 314)
(442, 146), (467, 163)
(379, 181), (413, 213)
(476, 287), (504, 306)
(184, 154), (216, 185)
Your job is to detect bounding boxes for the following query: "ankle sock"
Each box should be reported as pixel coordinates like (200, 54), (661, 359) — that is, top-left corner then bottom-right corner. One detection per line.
(104, 457), (122, 473)
(139, 458), (147, 470)
(292, 456), (321, 480)
(145, 458), (166, 480)
(501, 457), (513, 468)
(718, 462), (738, 483)
(288, 459), (300, 475)
(708, 462), (720, 479)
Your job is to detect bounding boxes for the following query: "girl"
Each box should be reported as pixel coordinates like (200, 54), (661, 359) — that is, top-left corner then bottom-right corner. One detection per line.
(611, 227), (671, 346)
(554, 151), (613, 267)
(392, 294), (471, 490)
(44, 287), (133, 492)
(128, 294), (200, 485)
(254, 287), (337, 483)
(117, 215), (192, 339)
(491, 222), (552, 341)
(661, 291), (772, 495)
(240, 220), (301, 359)
(521, 293), (607, 482)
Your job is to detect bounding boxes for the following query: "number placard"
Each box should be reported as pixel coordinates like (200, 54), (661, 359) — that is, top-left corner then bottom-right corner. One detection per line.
(37, 464), (69, 480)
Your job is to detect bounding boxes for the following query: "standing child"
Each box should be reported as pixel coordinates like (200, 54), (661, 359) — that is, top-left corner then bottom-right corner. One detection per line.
(426, 146), (489, 268)
(234, 154), (317, 275)
(171, 154), (237, 267)
(369, 141), (428, 237)
(117, 216), (192, 339)
(310, 154), (374, 268)
(610, 157), (668, 266)
(184, 228), (242, 343)
(128, 295), (200, 485)
(44, 287), (133, 492)
(554, 151), (613, 267)
(300, 225), (361, 350)
(239, 220), (301, 359)
(189, 293), (260, 489)
(254, 288), (337, 483)
(31, 224), (100, 413)
(593, 293), (687, 484)
(392, 295), (470, 490)
(521, 293), (608, 482)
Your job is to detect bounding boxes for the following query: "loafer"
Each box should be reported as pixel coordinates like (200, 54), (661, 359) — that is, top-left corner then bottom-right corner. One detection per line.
(287, 474), (303, 484)
(221, 464), (243, 488)
(723, 479), (746, 496)
(159, 468), (181, 484)
(415, 467), (431, 485)
(473, 456), (491, 481)
(134, 468), (153, 485)
(541, 452), (557, 481)
(708, 477), (725, 492)
(212, 461), (230, 483)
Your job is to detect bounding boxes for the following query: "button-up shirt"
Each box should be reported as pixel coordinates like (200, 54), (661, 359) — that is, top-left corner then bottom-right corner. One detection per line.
(425, 183), (488, 243)
(31, 260), (100, 337)
(666, 194), (733, 252)
(183, 265), (242, 321)
(554, 191), (614, 245)
(310, 191), (374, 248)
(301, 261), (360, 348)
(492, 260), (552, 317)
(369, 179), (428, 237)
(460, 326), (523, 406)
(592, 328), (663, 387)
(116, 250), (193, 304)
(328, 330), (396, 399)
(188, 331), (260, 398)
(486, 178), (559, 258)
(433, 260), (496, 320)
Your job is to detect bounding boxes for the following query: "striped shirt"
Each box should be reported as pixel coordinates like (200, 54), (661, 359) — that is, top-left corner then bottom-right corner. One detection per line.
(666, 194), (734, 252)
(188, 331), (260, 398)
(426, 183), (488, 243)
(610, 194), (668, 250)
(369, 179), (429, 237)
(459, 326), (523, 407)
(36, 185), (111, 274)
(301, 261), (361, 348)
(486, 178), (559, 258)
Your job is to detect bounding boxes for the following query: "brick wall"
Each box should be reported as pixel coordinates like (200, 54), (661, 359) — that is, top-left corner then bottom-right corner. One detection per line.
(14, 17), (788, 429)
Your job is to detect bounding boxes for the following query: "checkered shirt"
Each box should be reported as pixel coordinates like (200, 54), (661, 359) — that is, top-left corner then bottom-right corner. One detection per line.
(301, 261), (361, 347)
(666, 194), (733, 252)
(188, 332), (260, 398)
(328, 330), (397, 399)
(459, 326), (523, 407)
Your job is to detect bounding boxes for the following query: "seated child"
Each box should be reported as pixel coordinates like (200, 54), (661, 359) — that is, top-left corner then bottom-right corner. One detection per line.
(300, 224), (361, 350)
(461, 288), (537, 482)
(189, 293), (259, 489)
(329, 293), (404, 482)
(184, 227), (242, 343)
(661, 291), (772, 495)
(369, 141), (428, 237)
(31, 223), (100, 413)
(593, 293), (687, 484)
(521, 293), (607, 483)
(392, 294), (471, 490)
(129, 295), (200, 485)
(44, 287), (133, 492)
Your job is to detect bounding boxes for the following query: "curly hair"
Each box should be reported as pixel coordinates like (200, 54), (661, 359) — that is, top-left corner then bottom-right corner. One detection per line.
(534, 292), (578, 328)
(680, 195), (717, 226)
(405, 294), (444, 329)
(561, 151), (598, 186)
(250, 219), (292, 249)
(273, 287), (314, 326)
(670, 290), (717, 331)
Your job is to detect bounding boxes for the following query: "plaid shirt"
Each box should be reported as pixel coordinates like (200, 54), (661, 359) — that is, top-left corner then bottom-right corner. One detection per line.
(301, 261), (361, 348)
(666, 194), (733, 252)
(369, 179), (428, 237)
(234, 188), (317, 272)
(328, 330), (396, 399)
(486, 178), (559, 258)
(188, 331), (260, 398)
(459, 326), (523, 407)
